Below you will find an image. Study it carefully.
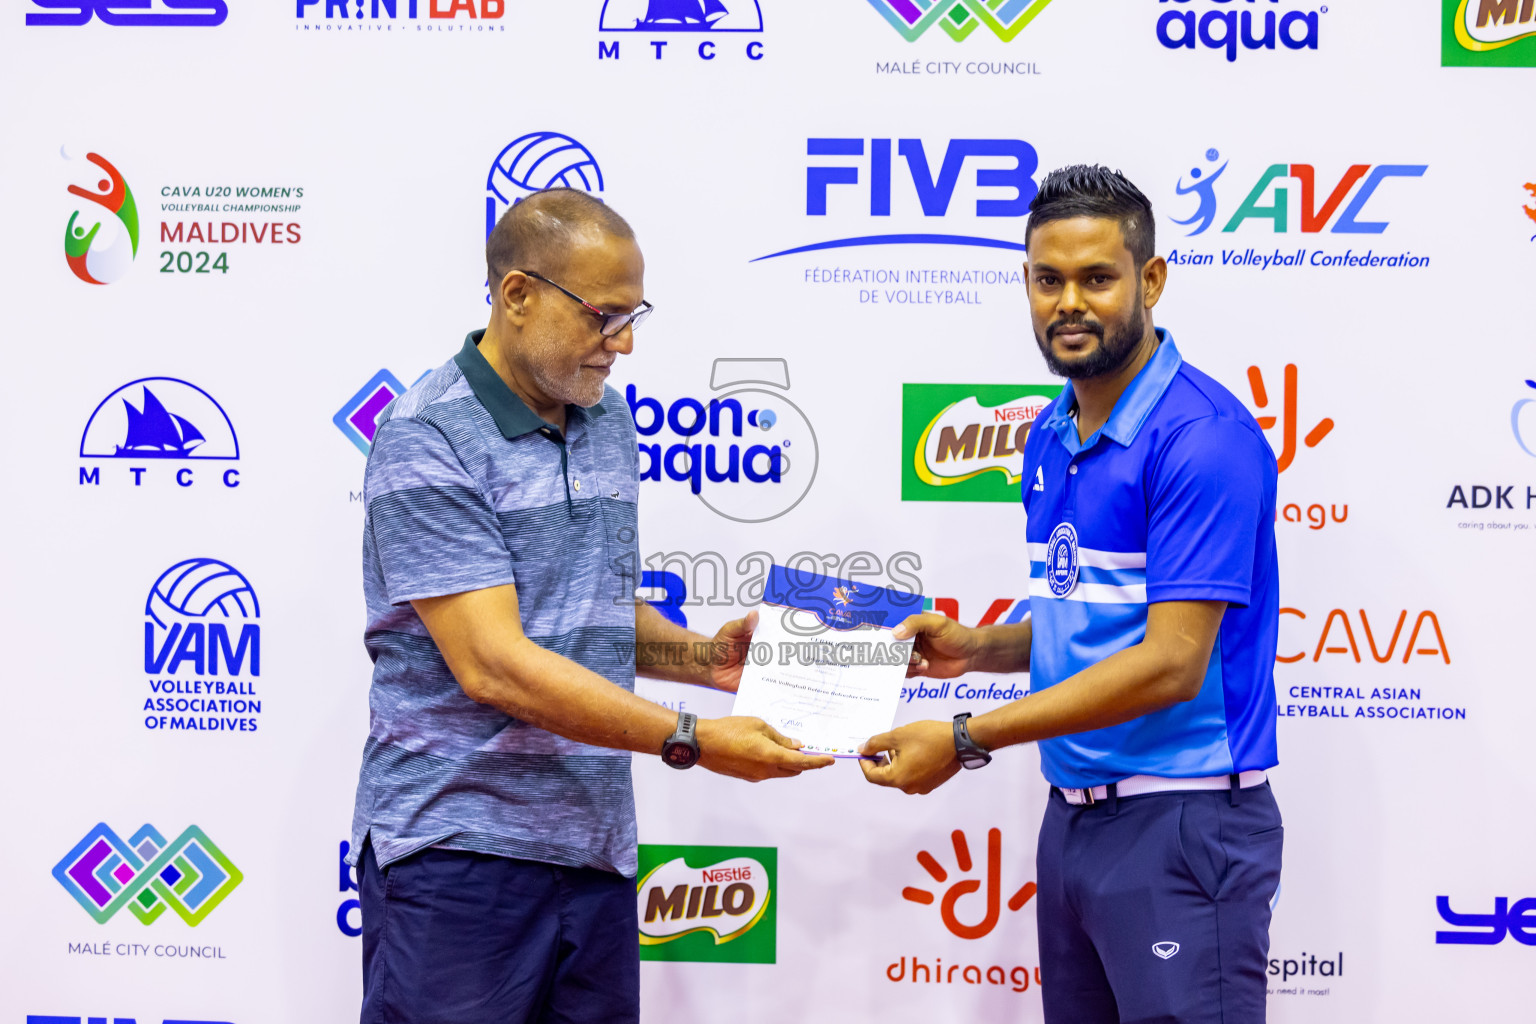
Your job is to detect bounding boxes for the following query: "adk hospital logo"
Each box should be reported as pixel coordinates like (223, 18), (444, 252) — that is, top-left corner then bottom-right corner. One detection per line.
(143, 558), (263, 734)
(80, 378), (241, 489)
(598, 0), (765, 61)
(1443, 0), (1536, 66)
(64, 150), (138, 285)
(636, 845), (775, 964)
(866, 0), (1055, 42)
(53, 823), (242, 926)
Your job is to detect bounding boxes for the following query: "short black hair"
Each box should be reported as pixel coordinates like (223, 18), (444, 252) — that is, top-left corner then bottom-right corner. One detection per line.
(1025, 165), (1156, 269)
(485, 187), (635, 288)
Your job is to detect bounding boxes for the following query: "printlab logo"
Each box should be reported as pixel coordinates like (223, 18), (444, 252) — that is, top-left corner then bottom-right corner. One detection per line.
(143, 558), (263, 734)
(53, 823), (242, 926)
(1245, 364), (1333, 473)
(295, 0), (507, 28)
(26, 1), (228, 26)
(1443, 0), (1536, 66)
(627, 358), (818, 523)
(79, 378), (241, 489)
(598, 0), (765, 61)
(636, 845), (775, 963)
(1155, 0), (1323, 61)
(1514, 380), (1536, 458)
(1435, 895), (1536, 945)
(902, 828), (1036, 939)
(64, 149), (138, 285)
(901, 383), (1061, 502)
(486, 133), (603, 240)
(867, 0), (1055, 41)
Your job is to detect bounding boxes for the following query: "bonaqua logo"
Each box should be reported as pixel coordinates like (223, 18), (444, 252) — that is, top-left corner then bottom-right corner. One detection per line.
(64, 149), (138, 285)
(53, 823), (242, 926)
(866, 0), (1055, 42)
(1156, 0), (1324, 62)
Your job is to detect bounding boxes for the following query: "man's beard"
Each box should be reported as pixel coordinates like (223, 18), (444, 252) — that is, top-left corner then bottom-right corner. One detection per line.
(1034, 305), (1145, 380)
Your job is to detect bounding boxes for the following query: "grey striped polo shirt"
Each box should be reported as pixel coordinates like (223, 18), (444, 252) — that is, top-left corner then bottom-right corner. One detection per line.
(349, 331), (641, 876)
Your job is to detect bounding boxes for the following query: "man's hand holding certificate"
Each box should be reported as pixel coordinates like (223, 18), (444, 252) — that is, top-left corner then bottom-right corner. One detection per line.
(730, 565), (924, 757)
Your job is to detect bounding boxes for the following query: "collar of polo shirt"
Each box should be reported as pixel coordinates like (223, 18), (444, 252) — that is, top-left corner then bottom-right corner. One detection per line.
(453, 330), (608, 441)
(1042, 328), (1183, 452)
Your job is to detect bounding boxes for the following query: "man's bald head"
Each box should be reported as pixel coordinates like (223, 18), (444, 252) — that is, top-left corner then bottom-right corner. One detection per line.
(486, 188), (636, 289)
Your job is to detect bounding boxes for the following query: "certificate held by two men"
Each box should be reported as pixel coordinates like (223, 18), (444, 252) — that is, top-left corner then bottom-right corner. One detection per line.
(731, 565), (925, 757)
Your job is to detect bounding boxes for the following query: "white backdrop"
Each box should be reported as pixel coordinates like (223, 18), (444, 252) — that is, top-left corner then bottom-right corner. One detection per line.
(2, 1), (1534, 1021)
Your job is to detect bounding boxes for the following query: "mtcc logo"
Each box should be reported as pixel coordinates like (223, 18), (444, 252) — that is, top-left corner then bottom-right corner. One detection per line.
(63, 149), (138, 285)
(53, 823), (242, 926)
(1171, 148), (1426, 236)
(598, 0), (765, 61)
(79, 378), (240, 489)
(1156, 0), (1323, 61)
(1514, 380), (1536, 458)
(866, 0), (1055, 41)
(486, 132), (603, 240)
(626, 358), (818, 523)
(27, 1), (227, 26)
(901, 828), (1036, 939)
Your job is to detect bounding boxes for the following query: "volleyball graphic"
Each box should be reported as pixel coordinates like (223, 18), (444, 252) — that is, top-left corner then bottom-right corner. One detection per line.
(487, 132), (604, 206)
(146, 558), (260, 628)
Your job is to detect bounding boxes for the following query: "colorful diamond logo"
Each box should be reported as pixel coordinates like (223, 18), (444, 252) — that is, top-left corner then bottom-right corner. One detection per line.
(866, 0), (1055, 42)
(53, 823), (242, 927)
(334, 370), (408, 455)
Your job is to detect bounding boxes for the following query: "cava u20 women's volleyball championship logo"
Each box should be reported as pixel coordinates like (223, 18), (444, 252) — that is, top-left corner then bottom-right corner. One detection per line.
(63, 148), (139, 285)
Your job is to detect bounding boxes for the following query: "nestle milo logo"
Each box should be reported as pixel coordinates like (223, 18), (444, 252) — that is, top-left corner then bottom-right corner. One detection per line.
(636, 845), (775, 963)
(901, 383), (1061, 502)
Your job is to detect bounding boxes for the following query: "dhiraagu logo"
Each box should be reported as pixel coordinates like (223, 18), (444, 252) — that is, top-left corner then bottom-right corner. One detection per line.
(902, 383), (1061, 502)
(1443, 0), (1536, 66)
(636, 845), (775, 963)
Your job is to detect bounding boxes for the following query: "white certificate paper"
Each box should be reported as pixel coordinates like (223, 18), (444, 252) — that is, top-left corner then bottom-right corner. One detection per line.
(731, 565), (925, 756)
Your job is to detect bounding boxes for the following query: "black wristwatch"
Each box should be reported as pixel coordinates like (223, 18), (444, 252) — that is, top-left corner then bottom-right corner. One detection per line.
(661, 712), (700, 770)
(953, 712), (992, 770)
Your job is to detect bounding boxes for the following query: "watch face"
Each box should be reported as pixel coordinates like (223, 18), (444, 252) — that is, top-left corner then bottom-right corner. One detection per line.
(663, 742), (698, 769)
(959, 750), (992, 770)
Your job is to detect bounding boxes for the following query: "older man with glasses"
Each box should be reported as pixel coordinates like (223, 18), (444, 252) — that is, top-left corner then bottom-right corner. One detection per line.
(347, 188), (831, 1024)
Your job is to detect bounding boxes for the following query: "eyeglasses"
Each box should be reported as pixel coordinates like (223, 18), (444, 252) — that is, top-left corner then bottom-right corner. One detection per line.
(518, 269), (654, 338)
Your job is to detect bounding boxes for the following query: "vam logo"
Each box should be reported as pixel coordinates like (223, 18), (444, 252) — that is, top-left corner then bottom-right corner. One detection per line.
(143, 558), (263, 734)
(486, 132), (603, 241)
(901, 383), (1060, 501)
(27, 1), (227, 26)
(79, 378), (240, 489)
(1443, 0), (1536, 66)
(636, 845), (775, 963)
(598, 0), (764, 61)
(64, 149), (138, 285)
(1156, 0), (1323, 61)
(866, 0), (1056, 42)
(901, 828), (1036, 939)
(52, 823), (242, 926)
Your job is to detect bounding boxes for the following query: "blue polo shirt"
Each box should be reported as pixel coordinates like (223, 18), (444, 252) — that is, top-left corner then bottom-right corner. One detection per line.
(1021, 330), (1279, 788)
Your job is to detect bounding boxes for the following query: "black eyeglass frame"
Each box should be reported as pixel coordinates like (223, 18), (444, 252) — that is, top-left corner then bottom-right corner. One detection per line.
(518, 269), (654, 338)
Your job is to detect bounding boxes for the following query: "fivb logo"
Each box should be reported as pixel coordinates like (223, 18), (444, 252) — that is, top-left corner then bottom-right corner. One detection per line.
(637, 845), (775, 963)
(80, 378), (241, 489)
(52, 823), (242, 926)
(1172, 148), (1427, 236)
(866, 0), (1055, 42)
(26, 1), (227, 26)
(63, 149), (138, 285)
(1156, 0), (1323, 61)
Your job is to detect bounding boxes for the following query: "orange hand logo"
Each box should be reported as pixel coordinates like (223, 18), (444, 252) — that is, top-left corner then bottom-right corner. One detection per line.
(902, 828), (1037, 940)
(1247, 364), (1334, 473)
(1524, 183), (1536, 237)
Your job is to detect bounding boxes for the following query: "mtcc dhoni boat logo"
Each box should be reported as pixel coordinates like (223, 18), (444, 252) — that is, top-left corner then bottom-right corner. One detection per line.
(79, 378), (241, 489)
(63, 148), (138, 285)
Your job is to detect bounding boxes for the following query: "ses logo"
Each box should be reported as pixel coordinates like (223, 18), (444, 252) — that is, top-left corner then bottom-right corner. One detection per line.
(866, 0), (1055, 42)
(29, 1017), (231, 1023)
(143, 559), (263, 734)
(1443, 0), (1536, 66)
(1155, 0), (1323, 61)
(627, 358), (818, 523)
(64, 150), (138, 285)
(1436, 895), (1536, 945)
(598, 0), (764, 61)
(295, 0), (506, 31)
(901, 383), (1060, 502)
(26, 1), (226, 26)
(1165, 148), (1430, 271)
(80, 379), (240, 490)
(53, 823), (242, 926)
(637, 845), (775, 963)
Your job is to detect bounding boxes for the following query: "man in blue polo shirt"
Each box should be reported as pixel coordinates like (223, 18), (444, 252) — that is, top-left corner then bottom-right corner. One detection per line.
(350, 188), (831, 1024)
(863, 166), (1282, 1024)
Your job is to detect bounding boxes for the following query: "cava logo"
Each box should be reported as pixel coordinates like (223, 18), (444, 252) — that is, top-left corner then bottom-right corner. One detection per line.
(64, 149), (138, 285)
(52, 823), (242, 926)
(902, 383), (1061, 502)
(866, 0), (1055, 42)
(79, 378), (241, 489)
(637, 845), (775, 963)
(1444, 0), (1536, 65)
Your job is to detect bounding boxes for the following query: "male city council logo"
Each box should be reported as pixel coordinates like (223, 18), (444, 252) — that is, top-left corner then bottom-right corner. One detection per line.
(81, 379), (240, 461)
(902, 383), (1061, 502)
(53, 823), (242, 926)
(1046, 522), (1079, 597)
(335, 370), (410, 455)
(866, 0), (1055, 41)
(636, 845), (775, 963)
(599, 0), (763, 30)
(63, 148), (138, 285)
(1444, 0), (1536, 66)
(485, 132), (604, 239)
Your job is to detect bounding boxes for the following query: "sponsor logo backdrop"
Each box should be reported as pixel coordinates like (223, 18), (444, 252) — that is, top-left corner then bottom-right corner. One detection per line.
(0, 1), (1530, 1021)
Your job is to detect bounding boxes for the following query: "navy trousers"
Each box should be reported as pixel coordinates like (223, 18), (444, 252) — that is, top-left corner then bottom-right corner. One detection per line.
(358, 841), (640, 1024)
(1036, 783), (1283, 1024)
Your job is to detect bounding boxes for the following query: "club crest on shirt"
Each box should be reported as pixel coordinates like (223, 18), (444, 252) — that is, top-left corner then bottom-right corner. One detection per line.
(1046, 522), (1079, 597)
